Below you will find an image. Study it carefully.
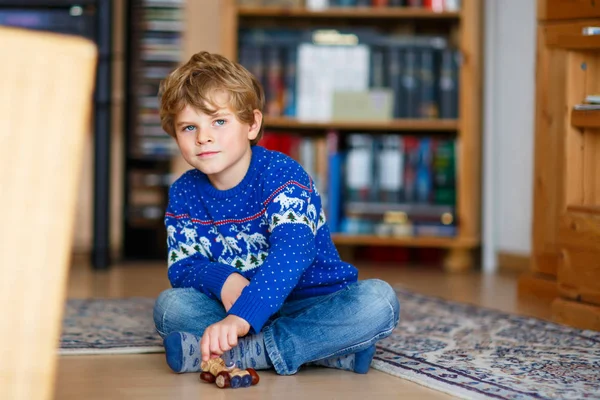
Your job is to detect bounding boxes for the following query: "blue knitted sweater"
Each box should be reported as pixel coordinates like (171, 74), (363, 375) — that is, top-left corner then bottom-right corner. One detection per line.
(165, 145), (358, 333)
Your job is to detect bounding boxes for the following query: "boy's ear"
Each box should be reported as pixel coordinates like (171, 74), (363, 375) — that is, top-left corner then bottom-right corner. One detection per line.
(247, 109), (262, 141)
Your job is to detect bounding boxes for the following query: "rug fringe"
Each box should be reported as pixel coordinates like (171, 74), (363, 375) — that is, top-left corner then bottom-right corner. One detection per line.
(59, 346), (165, 356)
(371, 360), (489, 400)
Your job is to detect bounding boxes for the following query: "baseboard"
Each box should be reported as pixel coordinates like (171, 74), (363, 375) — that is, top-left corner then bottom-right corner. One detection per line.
(70, 248), (121, 267)
(517, 272), (558, 304)
(552, 297), (600, 331)
(497, 252), (531, 273)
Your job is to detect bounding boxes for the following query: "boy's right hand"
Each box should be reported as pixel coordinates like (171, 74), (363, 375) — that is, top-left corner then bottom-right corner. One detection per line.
(200, 314), (251, 361)
(221, 273), (249, 312)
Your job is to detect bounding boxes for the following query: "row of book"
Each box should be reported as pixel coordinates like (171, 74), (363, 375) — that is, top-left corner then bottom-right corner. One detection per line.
(133, 2), (183, 158)
(259, 131), (457, 237)
(341, 133), (456, 236)
(574, 94), (600, 111)
(144, 0), (184, 6)
(238, 28), (460, 121)
(239, 0), (461, 10)
(128, 1), (185, 227)
(325, 0), (461, 8)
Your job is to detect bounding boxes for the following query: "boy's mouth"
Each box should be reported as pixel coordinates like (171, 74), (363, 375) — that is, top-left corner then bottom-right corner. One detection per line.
(197, 151), (220, 158)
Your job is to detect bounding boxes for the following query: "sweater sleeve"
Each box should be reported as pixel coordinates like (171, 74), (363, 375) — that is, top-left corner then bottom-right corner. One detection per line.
(227, 166), (319, 333)
(165, 183), (238, 301)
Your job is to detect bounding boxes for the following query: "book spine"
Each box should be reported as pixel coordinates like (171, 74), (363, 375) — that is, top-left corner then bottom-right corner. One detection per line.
(266, 46), (284, 116)
(438, 49), (459, 119)
(419, 47), (438, 118)
(403, 136), (419, 202)
(283, 45), (297, 117)
(377, 135), (404, 203)
(345, 134), (375, 202)
(401, 48), (420, 118)
(388, 45), (403, 118)
(415, 137), (432, 203)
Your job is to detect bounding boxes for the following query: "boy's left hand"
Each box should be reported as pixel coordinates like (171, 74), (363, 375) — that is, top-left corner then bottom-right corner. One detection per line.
(200, 315), (251, 361)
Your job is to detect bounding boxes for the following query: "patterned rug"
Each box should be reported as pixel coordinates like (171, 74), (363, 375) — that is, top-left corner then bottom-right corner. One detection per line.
(374, 289), (600, 400)
(59, 290), (600, 399)
(60, 297), (163, 355)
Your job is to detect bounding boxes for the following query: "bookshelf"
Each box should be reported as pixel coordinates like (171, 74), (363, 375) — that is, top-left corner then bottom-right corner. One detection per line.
(237, 6), (461, 18)
(0, 0), (114, 269)
(220, 0), (483, 272)
(265, 116), (459, 131)
(123, 0), (185, 259)
(330, 234), (477, 247)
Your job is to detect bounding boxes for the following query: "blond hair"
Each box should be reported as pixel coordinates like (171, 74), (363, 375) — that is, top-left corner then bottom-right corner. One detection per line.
(158, 51), (265, 145)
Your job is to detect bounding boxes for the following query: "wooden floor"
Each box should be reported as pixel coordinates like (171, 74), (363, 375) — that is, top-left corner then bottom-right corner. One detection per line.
(55, 261), (551, 400)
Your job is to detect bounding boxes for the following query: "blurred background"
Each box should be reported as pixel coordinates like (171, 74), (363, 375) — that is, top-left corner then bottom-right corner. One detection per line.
(0, 0), (536, 275)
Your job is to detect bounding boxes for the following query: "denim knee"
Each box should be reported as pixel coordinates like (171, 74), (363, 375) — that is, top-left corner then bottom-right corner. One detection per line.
(362, 279), (400, 331)
(153, 287), (226, 338)
(153, 288), (179, 337)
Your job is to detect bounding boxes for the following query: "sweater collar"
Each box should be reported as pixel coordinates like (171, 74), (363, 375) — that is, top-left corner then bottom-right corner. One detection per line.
(196, 145), (267, 199)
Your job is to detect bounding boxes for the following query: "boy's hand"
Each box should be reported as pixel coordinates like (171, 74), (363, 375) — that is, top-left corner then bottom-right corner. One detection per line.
(221, 273), (249, 312)
(200, 315), (251, 361)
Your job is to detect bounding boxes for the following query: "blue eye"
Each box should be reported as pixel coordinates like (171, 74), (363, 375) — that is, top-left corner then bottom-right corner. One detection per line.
(214, 119), (226, 126)
(183, 125), (195, 132)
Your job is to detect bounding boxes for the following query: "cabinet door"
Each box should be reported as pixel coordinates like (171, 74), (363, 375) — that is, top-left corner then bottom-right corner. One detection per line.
(539, 0), (600, 21)
(543, 21), (600, 305)
(558, 80), (600, 305)
(532, 21), (600, 277)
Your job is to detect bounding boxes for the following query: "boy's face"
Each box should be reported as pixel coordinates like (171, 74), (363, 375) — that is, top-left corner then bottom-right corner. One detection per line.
(173, 92), (261, 190)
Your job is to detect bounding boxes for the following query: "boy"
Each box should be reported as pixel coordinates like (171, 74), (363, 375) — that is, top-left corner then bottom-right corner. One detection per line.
(153, 51), (400, 376)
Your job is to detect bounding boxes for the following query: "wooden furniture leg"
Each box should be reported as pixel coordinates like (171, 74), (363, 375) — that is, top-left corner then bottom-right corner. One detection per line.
(443, 248), (474, 273)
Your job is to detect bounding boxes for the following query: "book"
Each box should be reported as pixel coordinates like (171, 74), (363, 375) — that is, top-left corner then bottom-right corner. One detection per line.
(583, 94), (600, 104)
(403, 136), (420, 202)
(573, 104), (600, 110)
(419, 47), (437, 118)
(438, 49), (459, 119)
(345, 201), (454, 223)
(345, 134), (375, 202)
(401, 48), (420, 118)
(376, 135), (404, 203)
(297, 39), (370, 121)
(387, 44), (404, 119)
(265, 46), (284, 116)
(432, 139), (456, 205)
(415, 138), (433, 203)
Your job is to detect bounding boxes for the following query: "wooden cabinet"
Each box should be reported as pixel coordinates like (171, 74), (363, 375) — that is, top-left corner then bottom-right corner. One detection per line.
(519, 3), (600, 330)
(538, 0), (600, 21)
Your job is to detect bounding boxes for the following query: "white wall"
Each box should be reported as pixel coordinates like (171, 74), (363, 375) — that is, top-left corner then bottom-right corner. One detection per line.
(482, 0), (537, 271)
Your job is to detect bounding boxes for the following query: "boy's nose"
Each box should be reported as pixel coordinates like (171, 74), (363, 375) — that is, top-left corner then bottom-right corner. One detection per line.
(195, 129), (213, 144)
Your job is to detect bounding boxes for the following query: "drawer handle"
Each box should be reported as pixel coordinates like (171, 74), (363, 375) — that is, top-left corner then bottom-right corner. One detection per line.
(582, 27), (600, 36)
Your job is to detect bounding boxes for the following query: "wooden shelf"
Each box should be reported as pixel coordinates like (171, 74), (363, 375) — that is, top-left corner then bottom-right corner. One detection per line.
(264, 116), (459, 132)
(571, 109), (600, 129)
(567, 205), (600, 216)
(331, 235), (477, 248)
(238, 6), (461, 20)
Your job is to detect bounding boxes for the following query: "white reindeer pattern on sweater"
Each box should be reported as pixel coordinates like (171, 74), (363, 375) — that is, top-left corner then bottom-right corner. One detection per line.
(167, 183), (319, 271)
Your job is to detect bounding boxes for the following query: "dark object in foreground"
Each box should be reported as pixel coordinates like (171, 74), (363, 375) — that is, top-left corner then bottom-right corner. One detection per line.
(199, 358), (260, 389)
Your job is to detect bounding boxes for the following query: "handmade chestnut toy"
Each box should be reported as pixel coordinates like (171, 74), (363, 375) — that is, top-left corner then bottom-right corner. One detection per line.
(199, 358), (260, 389)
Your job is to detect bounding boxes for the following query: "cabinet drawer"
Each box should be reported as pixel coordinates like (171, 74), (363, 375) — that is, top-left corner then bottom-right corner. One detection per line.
(544, 19), (600, 49)
(539, 0), (600, 21)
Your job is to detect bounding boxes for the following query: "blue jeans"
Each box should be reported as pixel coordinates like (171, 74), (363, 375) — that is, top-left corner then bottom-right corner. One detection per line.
(153, 279), (400, 375)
